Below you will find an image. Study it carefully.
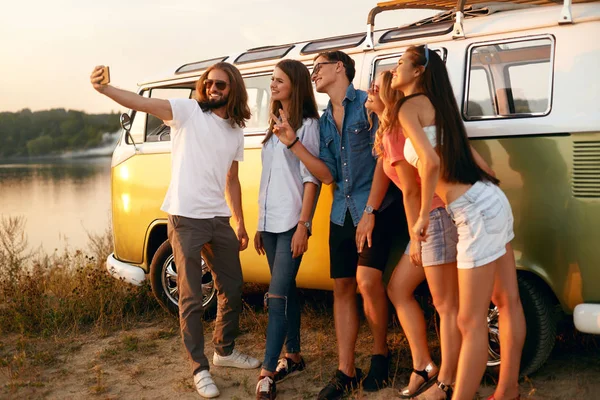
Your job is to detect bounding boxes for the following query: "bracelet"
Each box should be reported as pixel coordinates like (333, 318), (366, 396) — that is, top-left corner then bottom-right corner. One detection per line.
(287, 137), (299, 149)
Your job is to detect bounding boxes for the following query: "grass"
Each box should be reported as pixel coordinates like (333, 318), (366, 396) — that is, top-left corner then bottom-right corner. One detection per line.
(0, 214), (598, 399)
(0, 215), (161, 337)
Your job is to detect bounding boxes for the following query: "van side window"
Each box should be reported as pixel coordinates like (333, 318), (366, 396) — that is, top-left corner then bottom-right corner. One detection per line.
(466, 69), (495, 116)
(371, 48), (445, 84)
(307, 67), (333, 114)
(464, 36), (554, 120)
(145, 88), (192, 142)
(314, 92), (330, 115)
(128, 90), (149, 144)
(244, 75), (272, 131)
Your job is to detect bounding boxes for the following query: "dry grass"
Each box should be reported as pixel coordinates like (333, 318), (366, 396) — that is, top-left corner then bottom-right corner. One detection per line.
(0, 293), (598, 399)
(0, 215), (160, 337)
(0, 215), (598, 399)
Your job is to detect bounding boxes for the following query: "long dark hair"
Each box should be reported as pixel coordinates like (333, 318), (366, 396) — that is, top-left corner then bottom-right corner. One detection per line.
(264, 59), (319, 144)
(195, 62), (251, 128)
(401, 45), (499, 185)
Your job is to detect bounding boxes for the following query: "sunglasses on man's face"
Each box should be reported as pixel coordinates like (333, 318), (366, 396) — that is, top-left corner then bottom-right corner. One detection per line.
(311, 61), (338, 78)
(205, 79), (228, 91)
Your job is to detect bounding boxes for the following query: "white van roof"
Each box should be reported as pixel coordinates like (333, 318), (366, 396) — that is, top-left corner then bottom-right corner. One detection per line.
(139, 0), (599, 86)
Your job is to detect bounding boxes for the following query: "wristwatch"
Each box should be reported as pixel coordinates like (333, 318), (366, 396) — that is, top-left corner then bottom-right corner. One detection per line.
(298, 220), (311, 230)
(364, 205), (379, 216)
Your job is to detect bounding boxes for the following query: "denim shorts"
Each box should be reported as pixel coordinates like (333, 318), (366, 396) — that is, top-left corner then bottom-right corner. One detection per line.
(446, 181), (515, 269)
(404, 207), (458, 267)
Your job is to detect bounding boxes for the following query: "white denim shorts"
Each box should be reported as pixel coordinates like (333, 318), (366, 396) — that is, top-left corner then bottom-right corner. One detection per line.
(446, 181), (515, 269)
(404, 207), (458, 267)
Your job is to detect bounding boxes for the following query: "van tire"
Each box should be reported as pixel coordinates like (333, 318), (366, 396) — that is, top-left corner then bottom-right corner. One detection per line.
(485, 274), (556, 377)
(149, 240), (218, 319)
(517, 274), (557, 377)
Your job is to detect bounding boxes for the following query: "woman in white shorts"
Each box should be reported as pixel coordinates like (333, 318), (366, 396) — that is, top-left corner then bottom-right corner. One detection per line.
(390, 46), (526, 400)
(367, 70), (460, 400)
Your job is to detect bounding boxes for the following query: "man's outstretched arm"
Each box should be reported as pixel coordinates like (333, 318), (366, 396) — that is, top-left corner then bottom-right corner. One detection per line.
(90, 65), (173, 121)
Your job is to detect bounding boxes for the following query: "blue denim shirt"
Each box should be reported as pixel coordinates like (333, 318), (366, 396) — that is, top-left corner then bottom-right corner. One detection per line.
(319, 84), (396, 227)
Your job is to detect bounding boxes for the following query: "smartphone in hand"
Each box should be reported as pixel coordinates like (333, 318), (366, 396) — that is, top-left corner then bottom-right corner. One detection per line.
(100, 66), (110, 85)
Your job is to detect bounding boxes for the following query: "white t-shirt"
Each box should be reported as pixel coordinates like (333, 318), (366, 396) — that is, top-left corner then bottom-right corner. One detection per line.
(160, 98), (244, 219)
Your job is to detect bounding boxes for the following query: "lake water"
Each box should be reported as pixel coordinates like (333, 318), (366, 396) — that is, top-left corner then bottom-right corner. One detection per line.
(0, 157), (112, 253)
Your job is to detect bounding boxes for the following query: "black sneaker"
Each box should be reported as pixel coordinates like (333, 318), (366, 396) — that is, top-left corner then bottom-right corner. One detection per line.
(274, 357), (306, 382)
(362, 354), (389, 392)
(317, 368), (363, 400)
(256, 376), (276, 400)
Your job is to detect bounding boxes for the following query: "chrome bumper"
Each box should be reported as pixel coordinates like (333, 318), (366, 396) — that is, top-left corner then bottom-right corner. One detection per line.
(106, 253), (146, 286)
(574, 303), (600, 334)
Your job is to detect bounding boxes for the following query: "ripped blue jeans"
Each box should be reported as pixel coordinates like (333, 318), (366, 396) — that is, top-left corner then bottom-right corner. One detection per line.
(261, 227), (303, 372)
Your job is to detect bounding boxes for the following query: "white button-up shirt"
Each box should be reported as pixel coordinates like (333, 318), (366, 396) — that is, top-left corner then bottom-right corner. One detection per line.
(258, 118), (320, 233)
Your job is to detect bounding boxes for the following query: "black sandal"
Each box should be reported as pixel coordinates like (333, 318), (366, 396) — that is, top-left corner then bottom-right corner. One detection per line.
(398, 362), (439, 398)
(436, 380), (453, 400)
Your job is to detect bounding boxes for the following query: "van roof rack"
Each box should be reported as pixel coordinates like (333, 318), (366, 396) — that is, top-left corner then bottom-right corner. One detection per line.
(175, 57), (229, 75)
(365, 0), (597, 47)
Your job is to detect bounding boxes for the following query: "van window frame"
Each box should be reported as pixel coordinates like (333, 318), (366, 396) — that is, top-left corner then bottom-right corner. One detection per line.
(241, 72), (273, 137)
(301, 33), (366, 55)
(145, 87), (193, 142)
(234, 45), (295, 65)
(462, 34), (555, 121)
(369, 47), (447, 85)
(175, 57), (228, 74)
(379, 21), (453, 44)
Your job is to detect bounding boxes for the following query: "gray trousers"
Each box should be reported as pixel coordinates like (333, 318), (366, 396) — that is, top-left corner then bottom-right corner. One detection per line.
(167, 215), (243, 374)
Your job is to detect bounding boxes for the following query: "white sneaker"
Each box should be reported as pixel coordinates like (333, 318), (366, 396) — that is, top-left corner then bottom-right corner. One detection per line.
(212, 349), (261, 369)
(194, 370), (220, 398)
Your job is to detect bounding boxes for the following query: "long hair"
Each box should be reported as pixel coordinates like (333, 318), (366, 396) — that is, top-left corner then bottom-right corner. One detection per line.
(373, 70), (405, 158)
(401, 45), (499, 185)
(195, 62), (251, 128)
(264, 59), (319, 144)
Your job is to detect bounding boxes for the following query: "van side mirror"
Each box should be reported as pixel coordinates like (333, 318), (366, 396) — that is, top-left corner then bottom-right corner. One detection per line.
(119, 113), (138, 151)
(120, 113), (132, 131)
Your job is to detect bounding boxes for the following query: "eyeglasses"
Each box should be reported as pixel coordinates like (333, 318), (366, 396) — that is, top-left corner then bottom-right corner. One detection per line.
(368, 82), (380, 94)
(205, 79), (228, 91)
(311, 61), (338, 77)
(423, 44), (430, 69)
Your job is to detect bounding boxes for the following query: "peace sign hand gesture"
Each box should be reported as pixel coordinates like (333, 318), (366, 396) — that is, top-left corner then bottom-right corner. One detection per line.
(270, 109), (297, 147)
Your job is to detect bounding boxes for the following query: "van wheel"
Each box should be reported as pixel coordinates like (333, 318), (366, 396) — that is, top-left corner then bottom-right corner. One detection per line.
(486, 274), (557, 377)
(149, 240), (218, 318)
(516, 274), (556, 376)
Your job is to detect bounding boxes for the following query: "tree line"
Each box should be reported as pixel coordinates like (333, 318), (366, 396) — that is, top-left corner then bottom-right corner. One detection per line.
(0, 108), (121, 158)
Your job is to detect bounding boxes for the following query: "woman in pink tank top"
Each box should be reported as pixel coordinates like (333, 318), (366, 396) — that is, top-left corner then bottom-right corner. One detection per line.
(367, 70), (460, 399)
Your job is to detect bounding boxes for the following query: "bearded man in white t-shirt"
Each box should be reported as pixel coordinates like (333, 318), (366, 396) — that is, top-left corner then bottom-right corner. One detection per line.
(91, 62), (260, 399)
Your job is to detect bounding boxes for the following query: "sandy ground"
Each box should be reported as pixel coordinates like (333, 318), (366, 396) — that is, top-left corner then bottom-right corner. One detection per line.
(1, 306), (599, 400)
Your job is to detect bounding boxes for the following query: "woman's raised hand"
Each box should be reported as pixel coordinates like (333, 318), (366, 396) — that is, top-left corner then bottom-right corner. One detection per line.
(270, 109), (297, 147)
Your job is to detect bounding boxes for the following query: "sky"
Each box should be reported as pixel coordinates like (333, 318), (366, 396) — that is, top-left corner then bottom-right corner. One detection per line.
(1, 1), (437, 114)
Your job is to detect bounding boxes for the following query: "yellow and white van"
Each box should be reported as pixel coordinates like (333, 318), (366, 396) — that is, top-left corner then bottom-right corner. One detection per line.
(107, 0), (600, 376)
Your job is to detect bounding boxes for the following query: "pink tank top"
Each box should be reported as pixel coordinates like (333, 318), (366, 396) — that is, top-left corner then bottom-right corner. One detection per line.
(381, 128), (445, 211)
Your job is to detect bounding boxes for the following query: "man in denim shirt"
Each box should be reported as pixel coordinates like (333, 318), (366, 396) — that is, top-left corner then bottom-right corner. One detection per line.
(272, 50), (409, 399)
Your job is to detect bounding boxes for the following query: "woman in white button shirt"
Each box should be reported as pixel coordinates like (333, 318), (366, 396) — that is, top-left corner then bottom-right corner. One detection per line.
(253, 59), (320, 399)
